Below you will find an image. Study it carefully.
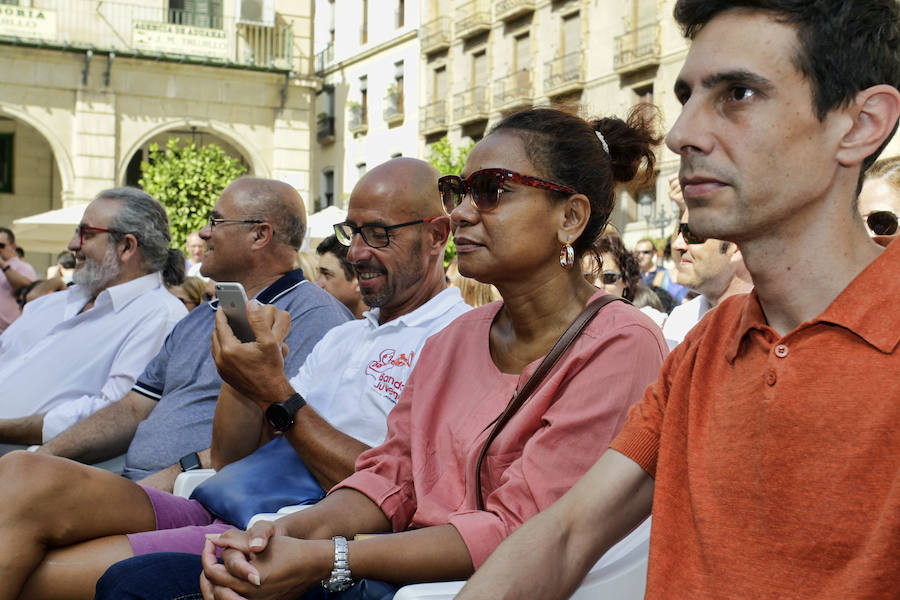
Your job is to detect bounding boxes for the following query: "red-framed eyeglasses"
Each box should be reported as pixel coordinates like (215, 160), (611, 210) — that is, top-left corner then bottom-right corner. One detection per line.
(74, 224), (122, 246)
(438, 168), (579, 214)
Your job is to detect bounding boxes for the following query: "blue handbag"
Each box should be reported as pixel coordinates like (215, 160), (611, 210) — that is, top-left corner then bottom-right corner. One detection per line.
(189, 435), (325, 529)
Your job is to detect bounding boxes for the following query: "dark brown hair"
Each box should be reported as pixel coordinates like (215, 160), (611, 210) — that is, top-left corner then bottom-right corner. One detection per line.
(489, 105), (662, 258)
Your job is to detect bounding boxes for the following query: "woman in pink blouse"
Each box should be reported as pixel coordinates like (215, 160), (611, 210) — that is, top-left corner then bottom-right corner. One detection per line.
(97, 106), (669, 600)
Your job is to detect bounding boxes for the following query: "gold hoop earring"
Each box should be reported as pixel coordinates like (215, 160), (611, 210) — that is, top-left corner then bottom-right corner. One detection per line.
(559, 244), (575, 270)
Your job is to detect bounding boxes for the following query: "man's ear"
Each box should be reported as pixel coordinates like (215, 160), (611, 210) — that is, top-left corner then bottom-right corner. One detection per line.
(250, 223), (275, 250)
(556, 194), (591, 246)
(118, 234), (139, 263)
(428, 215), (451, 254)
(836, 84), (900, 168)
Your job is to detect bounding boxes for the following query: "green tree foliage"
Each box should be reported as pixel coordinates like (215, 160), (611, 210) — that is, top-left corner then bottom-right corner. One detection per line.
(426, 136), (475, 267)
(138, 138), (247, 249)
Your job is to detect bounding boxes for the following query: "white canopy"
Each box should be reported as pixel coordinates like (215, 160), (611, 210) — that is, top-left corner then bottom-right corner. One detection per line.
(303, 204), (346, 249)
(12, 204), (87, 254)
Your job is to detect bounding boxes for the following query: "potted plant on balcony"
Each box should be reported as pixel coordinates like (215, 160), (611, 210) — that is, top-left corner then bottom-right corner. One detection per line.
(346, 101), (367, 135)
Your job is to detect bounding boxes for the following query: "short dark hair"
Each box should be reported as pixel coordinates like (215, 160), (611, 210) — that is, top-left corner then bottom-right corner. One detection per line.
(0, 227), (15, 245)
(316, 234), (354, 281)
(673, 0), (900, 168)
(57, 251), (76, 269)
(489, 105), (662, 259)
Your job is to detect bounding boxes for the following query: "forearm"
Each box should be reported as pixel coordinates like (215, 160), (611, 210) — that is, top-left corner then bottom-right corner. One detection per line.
(139, 448), (212, 492)
(210, 383), (274, 469)
(38, 391), (154, 463)
(349, 524), (474, 585)
(3, 267), (34, 291)
(457, 450), (654, 600)
(0, 414), (44, 445)
(286, 404), (370, 490)
(280, 488), (392, 541)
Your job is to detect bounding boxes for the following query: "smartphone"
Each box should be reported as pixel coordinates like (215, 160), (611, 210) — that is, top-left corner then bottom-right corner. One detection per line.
(215, 282), (256, 343)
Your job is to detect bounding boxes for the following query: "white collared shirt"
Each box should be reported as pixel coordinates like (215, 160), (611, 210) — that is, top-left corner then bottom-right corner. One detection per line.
(662, 294), (712, 351)
(289, 287), (471, 447)
(0, 271), (187, 440)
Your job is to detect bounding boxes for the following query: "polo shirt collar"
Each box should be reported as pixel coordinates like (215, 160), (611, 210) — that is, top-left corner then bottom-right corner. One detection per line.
(362, 286), (465, 330)
(724, 240), (900, 361)
(207, 269), (306, 310)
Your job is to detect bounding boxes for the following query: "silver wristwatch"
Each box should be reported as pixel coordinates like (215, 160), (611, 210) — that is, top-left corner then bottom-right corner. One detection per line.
(321, 535), (354, 592)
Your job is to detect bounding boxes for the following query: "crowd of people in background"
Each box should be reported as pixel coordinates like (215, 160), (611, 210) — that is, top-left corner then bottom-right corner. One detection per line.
(0, 1), (896, 599)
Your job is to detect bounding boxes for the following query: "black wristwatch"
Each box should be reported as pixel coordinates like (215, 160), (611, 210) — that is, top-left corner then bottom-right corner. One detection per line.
(265, 392), (307, 433)
(179, 452), (202, 472)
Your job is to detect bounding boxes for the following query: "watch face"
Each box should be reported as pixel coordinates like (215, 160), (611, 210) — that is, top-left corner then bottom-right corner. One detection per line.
(265, 403), (293, 432)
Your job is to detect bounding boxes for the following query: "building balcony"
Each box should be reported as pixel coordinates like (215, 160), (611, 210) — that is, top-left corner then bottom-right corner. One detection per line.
(316, 114), (335, 144)
(455, 1), (490, 40)
(347, 104), (368, 135)
(420, 17), (451, 55)
(420, 100), (448, 136)
(0, 0), (296, 71)
(383, 91), (404, 126)
(315, 42), (334, 74)
(543, 51), (584, 97)
(614, 23), (661, 74)
(494, 0), (537, 22)
(453, 86), (490, 125)
(493, 69), (532, 112)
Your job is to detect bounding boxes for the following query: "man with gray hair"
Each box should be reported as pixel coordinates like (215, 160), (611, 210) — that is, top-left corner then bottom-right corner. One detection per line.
(0, 187), (188, 444)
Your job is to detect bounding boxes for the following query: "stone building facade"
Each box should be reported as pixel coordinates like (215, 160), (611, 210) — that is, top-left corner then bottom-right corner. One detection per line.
(0, 0), (316, 268)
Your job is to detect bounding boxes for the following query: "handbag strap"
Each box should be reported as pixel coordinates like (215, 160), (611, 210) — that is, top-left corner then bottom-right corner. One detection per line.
(474, 294), (625, 510)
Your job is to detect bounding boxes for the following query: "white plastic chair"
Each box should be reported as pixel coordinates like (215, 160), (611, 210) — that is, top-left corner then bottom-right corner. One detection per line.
(392, 518), (650, 600)
(173, 468), (216, 498)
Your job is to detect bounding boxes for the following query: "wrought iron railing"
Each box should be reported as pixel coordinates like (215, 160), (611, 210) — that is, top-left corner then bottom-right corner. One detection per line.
(420, 17), (451, 53)
(614, 23), (661, 70)
(0, 0), (294, 70)
(420, 100), (448, 133)
(543, 51), (583, 92)
(455, 1), (490, 38)
(493, 69), (532, 107)
(453, 86), (489, 122)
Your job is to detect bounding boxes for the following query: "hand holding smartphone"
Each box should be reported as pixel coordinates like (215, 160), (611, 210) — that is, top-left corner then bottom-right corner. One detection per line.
(215, 282), (256, 343)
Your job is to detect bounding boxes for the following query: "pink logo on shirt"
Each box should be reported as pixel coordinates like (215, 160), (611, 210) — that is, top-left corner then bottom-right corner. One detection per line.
(366, 348), (415, 403)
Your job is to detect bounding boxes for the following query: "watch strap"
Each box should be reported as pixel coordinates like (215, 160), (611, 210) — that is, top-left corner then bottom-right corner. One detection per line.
(284, 392), (307, 413)
(321, 535), (354, 591)
(178, 452), (202, 472)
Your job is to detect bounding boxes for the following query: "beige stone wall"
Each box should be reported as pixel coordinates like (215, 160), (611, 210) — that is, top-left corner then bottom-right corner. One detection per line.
(0, 0), (317, 266)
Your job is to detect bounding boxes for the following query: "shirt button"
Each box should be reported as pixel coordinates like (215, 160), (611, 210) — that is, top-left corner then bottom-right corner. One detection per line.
(774, 344), (789, 358)
(765, 368), (777, 386)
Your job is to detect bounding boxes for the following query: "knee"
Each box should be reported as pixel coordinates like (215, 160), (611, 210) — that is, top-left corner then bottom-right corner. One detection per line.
(0, 452), (77, 516)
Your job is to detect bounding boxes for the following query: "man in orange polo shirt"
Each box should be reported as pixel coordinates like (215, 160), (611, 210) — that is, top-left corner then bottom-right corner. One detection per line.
(458, 1), (900, 598)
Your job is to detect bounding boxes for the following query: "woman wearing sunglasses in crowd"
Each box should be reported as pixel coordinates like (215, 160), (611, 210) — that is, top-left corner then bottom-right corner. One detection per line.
(585, 231), (668, 327)
(858, 155), (900, 247)
(95, 106), (667, 600)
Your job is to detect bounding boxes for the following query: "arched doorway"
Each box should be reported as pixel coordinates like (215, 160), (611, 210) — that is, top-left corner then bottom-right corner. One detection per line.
(0, 113), (66, 274)
(122, 126), (253, 188)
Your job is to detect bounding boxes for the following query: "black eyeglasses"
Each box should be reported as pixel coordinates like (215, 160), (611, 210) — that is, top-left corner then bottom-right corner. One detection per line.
(438, 168), (578, 214)
(74, 224), (123, 246)
(334, 217), (440, 249)
(678, 222), (707, 245)
(865, 210), (898, 236)
(207, 216), (265, 230)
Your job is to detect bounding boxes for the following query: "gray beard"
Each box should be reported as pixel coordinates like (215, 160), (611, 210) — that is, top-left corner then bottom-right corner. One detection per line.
(72, 244), (122, 296)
